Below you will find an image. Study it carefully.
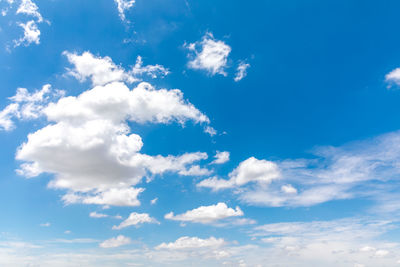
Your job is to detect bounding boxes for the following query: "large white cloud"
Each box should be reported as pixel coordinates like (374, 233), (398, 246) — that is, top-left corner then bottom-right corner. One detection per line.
(13, 0), (47, 47)
(15, 70), (213, 206)
(64, 51), (169, 86)
(186, 33), (231, 76)
(112, 212), (158, 230)
(165, 202), (243, 224)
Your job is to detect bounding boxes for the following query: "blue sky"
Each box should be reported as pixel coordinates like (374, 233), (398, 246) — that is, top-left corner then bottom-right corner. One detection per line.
(2, 0), (400, 266)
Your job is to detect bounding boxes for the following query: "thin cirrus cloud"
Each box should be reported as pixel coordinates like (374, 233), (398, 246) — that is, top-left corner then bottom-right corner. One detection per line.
(199, 130), (400, 208)
(165, 202), (243, 224)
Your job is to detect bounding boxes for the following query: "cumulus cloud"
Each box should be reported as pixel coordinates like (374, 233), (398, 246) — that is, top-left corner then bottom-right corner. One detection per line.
(165, 202), (243, 224)
(15, 80), (213, 205)
(99, 235), (131, 248)
(186, 33), (231, 76)
(114, 0), (135, 21)
(211, 151), (230, 164)
(198, 157), (280, 191)
(112, 212), (158, 230)
(155, 236), (225, 250)
(64, 51), (169, 86)
(234, 62), (250, 82)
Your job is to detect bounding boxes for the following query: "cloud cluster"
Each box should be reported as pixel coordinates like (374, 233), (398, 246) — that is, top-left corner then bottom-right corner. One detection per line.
(13, 0), (47, 47)
(199, 131), (400, 208)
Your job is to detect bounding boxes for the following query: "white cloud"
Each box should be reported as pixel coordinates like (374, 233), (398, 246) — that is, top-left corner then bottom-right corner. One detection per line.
(234, 62), (250, 82)
(165, 202), (243, 224)
(200, 131), (400, 208)
(114, 0), (135, 21)
(14, 20), (40, 46)
(178, 165), (212, 176)
(39, 222), (50, 227)
(155, 236), (225, 250)
(64, 188), (144, 207)
(150, 197), (158, 205)
(15, 79), (213, 205)
(112, 212), (158, 230)
(198, 157), (280, 191)
(1, 84), (64, 126)
(131, 55), (169, 78)
(0, 103), (19, 131)
(63, 51), (137, 86)
(281, 184), (297, 194)
(186, 33), (231, 76)
(211, 151), (230, 164)
(16, 0), (43, 22)
(99, 235), (131, 248)
(64, 52), (169, 86)
(89, 212), (108, 218)
(385, 68), (400, 87)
